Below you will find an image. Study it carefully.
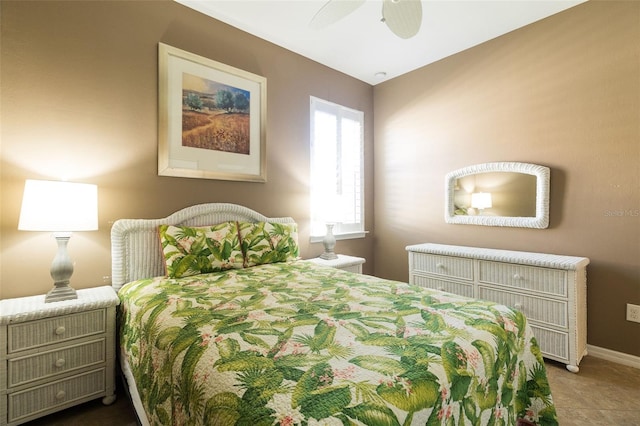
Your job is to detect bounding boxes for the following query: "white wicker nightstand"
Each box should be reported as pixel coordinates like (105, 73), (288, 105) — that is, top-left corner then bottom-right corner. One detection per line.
(0, 286), (120, 425)
(307, 254), (366, 274)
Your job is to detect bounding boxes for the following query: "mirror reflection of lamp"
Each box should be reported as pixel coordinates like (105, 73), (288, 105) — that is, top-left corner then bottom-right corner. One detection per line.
(471, 192), (492, 215)
(18, 179), (98, 302)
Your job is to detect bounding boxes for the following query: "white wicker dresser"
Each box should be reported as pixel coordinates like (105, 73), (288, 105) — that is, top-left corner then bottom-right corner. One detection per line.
(406, 243), (589, 373)
(0, 286), (119, 425)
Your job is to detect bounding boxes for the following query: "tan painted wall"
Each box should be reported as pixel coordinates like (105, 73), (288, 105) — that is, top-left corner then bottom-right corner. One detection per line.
(373, 1), (639, 356)
(1, 0), (638, 358)
(0, 0), (374, 298)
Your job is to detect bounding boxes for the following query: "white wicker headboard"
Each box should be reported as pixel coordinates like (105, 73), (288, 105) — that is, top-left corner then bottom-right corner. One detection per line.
(110, 203), (296, 291)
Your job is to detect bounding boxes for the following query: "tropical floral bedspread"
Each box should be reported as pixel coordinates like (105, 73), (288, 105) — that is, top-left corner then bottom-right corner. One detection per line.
(118, 261), (557, 426)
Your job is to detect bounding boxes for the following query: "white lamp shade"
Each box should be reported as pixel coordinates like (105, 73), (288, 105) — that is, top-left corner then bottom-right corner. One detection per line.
(471, 192), (492, 209)
(18, 180), (98, 232)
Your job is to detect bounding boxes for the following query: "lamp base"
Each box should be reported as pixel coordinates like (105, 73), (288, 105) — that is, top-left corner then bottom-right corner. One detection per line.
(319, 252), (338, 260)
(45, 285), (77, 303)
(45, 232), (78, 303)
(320, 223), (338, 260)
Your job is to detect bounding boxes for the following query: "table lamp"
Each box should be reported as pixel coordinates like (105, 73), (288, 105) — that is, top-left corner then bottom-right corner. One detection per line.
(18, 179), (98, 302)
(318, 198), (342, 260)
(320, 222), (339, 260)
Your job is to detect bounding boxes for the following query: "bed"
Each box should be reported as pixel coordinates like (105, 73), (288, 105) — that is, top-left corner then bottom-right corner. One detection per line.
(111, 203), (558, 426)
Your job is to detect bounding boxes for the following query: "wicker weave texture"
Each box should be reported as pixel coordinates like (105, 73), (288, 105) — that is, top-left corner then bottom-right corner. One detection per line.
(411, 275), (475, 298)
(444, 162), (550, 229)
(0, 286), (119, 325)
(1, 287), (119, 425)
(479, 261), (568, 297)
(410, 253), (474, 280)
(530, 325), (568, 359)
(406, 243), (590, 270)
(407, 243), (589, 372)
(478, 286), (568, 327)
(8, 368), (105, 423)
(7, 310), (105, 354)
(110, 203), (296, 289)
(9, 339), (105, 388)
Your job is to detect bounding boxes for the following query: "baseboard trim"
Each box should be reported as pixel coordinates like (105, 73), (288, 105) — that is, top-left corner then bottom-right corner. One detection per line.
(587, 344), (640, 369)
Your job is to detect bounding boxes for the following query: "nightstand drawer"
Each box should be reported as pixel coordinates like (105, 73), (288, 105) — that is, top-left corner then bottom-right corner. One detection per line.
(410, 253), (474, 281)
(341, 264), (363, 274)
(478, 286), (568, 328)
(7, 309), (106, 353)
(478, 261), (567, 297)
(8, 368), (106, 423)
(8, 338), (106, 388)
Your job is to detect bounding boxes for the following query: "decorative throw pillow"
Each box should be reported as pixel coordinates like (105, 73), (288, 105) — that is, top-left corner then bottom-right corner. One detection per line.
(238, 221), (300, 267)
(158, 222), (244, 278)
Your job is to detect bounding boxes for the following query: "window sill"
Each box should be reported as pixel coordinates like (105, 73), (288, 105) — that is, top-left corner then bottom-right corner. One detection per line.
(310, 231), (368, 243)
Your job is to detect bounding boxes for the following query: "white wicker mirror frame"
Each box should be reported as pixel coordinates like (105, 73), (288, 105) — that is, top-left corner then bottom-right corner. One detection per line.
(445, 162), (550, 228)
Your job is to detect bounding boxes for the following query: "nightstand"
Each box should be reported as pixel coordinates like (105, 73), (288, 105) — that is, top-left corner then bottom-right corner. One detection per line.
(0, 286), (120, 425)
(307, 254), (366, 274)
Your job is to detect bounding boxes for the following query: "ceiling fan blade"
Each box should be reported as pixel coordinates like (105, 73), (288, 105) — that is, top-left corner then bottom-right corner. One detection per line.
(382, 0), (422, 39)
(310, 0), (366, 30)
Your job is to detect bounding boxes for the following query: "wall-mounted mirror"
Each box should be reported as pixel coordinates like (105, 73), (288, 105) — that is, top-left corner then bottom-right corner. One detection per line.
(445, 162), (550, 228)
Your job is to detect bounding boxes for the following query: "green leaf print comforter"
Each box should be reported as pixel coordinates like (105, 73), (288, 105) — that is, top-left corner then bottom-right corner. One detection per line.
(119, 261), (558, 426)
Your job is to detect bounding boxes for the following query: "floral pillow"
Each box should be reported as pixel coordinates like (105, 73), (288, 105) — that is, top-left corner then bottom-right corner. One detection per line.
(238, 221), (300, 267)
(158, 222), (244, 278)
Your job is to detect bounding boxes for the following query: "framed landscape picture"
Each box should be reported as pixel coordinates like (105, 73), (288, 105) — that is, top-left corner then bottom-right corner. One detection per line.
(158, 43), (267, 182)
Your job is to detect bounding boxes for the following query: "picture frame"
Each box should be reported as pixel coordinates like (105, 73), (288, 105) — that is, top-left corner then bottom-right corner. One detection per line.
(158, 43), (267, 182)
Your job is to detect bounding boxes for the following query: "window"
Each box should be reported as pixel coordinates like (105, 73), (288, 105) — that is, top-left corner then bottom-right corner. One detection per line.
(310, 96), (365, 239)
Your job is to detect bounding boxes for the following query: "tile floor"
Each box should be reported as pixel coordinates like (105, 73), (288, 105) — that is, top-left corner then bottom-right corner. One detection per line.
(545, 356), (640, 425)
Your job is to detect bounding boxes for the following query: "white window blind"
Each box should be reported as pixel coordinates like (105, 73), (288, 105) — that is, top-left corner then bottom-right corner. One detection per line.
(310, 96), (364, 238)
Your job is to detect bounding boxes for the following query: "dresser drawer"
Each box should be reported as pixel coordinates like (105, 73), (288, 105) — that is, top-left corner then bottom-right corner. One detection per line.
(8, 368), (106, 423)
(411, 275), (474, 298)
(410, 253), (474, 281)
(530, 324), (569, 362)
(7, 309), (106, 353)
(478, 286), (568, 328)
(8, 338), (106, 388)
(478, 261), (567, 297)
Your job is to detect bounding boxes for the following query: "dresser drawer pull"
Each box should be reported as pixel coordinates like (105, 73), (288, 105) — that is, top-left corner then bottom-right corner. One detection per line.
(55, 326), (66, 335)
(514, 303), (523, 310)
(513, 273), (522, 280)
(55, 358), (66, 368)
(55, 390), (66, 400)
(436, 263), (444, 269)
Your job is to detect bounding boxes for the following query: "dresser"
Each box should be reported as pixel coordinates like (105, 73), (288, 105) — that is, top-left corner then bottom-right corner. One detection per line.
(0, 286), (120, 425)
(406, 243), (589, 373)
(306, 254), (366, 274)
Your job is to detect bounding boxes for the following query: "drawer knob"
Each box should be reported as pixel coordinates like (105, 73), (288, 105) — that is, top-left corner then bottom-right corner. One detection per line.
(55, 390), (66, 400)
(55, 326), (66, 335)
(55, 358), (66, 368)
(513, 273), (522, 280)
(514, 303), (523, 310)
(436, 263), (444, 269)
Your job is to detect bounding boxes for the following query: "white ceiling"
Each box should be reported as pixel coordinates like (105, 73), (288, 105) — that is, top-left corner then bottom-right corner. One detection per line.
(176, 0), (587, 85)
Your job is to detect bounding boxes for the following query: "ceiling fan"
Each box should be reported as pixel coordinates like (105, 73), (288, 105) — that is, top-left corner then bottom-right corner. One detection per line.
(310, 0), (423, 39)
